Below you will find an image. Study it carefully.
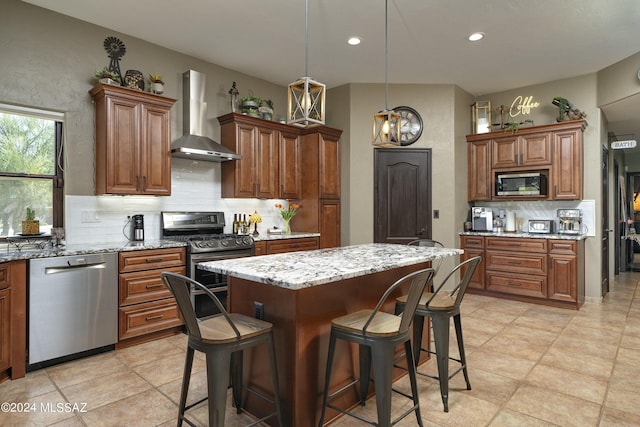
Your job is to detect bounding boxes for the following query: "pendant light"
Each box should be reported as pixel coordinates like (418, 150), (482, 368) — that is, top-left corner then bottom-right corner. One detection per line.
(287, 0), (326, 126)
(372, 0), (401, 147)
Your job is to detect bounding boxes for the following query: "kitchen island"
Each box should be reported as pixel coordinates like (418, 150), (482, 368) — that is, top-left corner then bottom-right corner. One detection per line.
(198, 243), (462, 426)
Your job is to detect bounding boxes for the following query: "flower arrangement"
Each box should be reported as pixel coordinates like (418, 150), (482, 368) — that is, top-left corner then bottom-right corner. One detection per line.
(275, 202), (300, 221)
(148, 73), (164, 84)
(275, 202), (300, 234)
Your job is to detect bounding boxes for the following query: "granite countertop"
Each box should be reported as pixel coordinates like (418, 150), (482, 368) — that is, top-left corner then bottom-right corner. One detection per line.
(252, 231), (320, 241)
(197, 243), (463, 290)
(459, 231), (588, 241)
(0, 239), (187, 263)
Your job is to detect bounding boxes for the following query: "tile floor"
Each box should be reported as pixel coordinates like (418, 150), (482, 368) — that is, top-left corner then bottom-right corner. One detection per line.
(1, 272), (639, 426)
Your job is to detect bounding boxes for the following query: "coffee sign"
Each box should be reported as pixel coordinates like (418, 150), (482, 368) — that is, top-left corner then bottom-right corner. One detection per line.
(509, 95), (540, 118)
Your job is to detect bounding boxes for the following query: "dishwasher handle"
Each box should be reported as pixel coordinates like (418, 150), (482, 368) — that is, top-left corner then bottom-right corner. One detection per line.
(45, 260), (108, 275)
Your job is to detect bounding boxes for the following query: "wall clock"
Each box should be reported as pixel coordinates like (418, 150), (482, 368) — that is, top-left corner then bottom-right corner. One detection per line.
(394, 106), (423, 145)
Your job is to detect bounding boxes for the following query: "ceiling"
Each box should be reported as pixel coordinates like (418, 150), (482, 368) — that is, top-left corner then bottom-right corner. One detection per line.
(22, 0), (640, 139)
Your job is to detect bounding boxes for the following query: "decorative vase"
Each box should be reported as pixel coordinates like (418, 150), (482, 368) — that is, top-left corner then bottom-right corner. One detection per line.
(283, 219), (291, 235)
(152, 82), (164, 94)
(21, 220), (40, 235)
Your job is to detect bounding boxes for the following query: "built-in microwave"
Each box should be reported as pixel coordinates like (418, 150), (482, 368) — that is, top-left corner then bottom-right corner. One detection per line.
(496, 172), (547, 196)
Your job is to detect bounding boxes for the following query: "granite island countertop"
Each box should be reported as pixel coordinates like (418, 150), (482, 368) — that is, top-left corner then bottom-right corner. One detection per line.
(459, 231), (588, 240)
(197, 243), (463, 290)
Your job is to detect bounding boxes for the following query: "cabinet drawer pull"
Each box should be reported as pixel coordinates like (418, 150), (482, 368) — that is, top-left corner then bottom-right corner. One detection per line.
(509, 282), (522, 287)
(146, 257), (164, 263)
(507, 260), (522, 265)
(145, 283), (164, 289)
(146, 314), (164, 321)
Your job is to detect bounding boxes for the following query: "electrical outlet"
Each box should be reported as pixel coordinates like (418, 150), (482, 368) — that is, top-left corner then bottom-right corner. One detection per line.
(254, 301), (264, 320)
(433, 209), (439, 219)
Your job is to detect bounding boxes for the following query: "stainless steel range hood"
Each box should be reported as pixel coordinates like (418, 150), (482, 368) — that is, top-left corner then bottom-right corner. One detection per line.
(171, 70), (240, 162)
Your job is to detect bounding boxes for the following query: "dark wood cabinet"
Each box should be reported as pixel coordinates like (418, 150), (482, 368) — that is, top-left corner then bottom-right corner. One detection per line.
(219, 113), (301, 199)
(90, 83), (176, 195)
(0, 260), (26, 383)
(461, 235), (584, 309)
(467, 120), (585, 201)
(467, 140), (491, 201)
(117, 248), (185, 346)
(266, 237), (320, 254)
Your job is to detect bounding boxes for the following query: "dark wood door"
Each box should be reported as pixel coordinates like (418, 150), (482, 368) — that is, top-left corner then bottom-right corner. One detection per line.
(374, 149), (431, 244)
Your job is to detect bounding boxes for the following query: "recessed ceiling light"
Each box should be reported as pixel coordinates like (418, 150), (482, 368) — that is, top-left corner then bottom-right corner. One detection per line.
(468, 32), (485, 42)
(347, 36), (361, 46)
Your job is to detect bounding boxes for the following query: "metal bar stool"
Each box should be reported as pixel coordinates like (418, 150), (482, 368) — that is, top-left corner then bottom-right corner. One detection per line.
(395, 256), (481, 412)
(161, 272), (283, 427)
(318, 268), (435, 427)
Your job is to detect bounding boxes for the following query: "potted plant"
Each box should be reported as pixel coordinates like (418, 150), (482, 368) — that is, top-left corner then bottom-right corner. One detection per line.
(149, 73), (164, 94)
(240, 96), (262, 117)
(22, 207), (40, 235)
(95, 67), (120, 85)
(259, 99), (274, 120)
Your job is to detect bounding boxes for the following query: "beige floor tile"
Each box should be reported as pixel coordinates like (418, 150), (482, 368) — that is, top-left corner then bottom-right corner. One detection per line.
(467, 348), (537, 380)
(0, 370), (56, 401)
(600, 406), (640, 426)
(490, 408), (558, 426)
(616, 346), (640, 366)
(80, 388), (176, 427)
(480, 334), (549, 362)
(560, 323), (623, 346)
(550, 334), (618, 361)
(539, 347), (614, 379)
(505, 384), (601, 426)
(524, 364), (608, 404)
(44, 351), (128, 389)
(605, 380), (640, 417)
(620, 333), (640, 350)
(448, 368), (520, 406)
(157, 368), (210, 406)
(465, 307), (519, 325)
(132, 351), (206, 387)
(60, 370), (152, 410)
(0, 389), (78, 427)
(610, 359), (640, 386)
(115, 336), (184, 367)
(416, 390), (500, 427)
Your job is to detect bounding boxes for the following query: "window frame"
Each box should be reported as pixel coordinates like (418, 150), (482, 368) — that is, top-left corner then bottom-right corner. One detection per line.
(0, 103), (64, 240)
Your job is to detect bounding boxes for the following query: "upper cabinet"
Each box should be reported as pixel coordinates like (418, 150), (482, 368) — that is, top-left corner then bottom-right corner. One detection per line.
(466, 120), (586, 202)
(90, 83), (176, 196)
(219, 113), (299, 199)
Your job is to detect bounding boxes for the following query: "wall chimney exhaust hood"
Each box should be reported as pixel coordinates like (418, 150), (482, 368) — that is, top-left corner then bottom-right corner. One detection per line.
(171, 70), (240, 162)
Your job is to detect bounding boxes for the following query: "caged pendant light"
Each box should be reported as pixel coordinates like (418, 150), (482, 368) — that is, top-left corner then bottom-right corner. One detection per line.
(372, 0), (401, 147)
(287, 0), (326, 126)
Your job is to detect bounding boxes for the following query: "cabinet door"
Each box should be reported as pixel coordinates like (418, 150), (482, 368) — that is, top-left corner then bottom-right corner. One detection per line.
(279, 131), (301, 199)
(491, 136), (519, 168)
(461, 248), (484, 289)
(548, 254), (578, 302)
(106, 97), (140, 194)
(234, 123), (258, 197)
(553, 128), (582, 200)
(520, 132), (552, 166)
(140, 104), (171, 195)
(0, 288), (9, 373)
(320, 199), (340, 248)
(319, 134), (340, 199)
(468, 140), (491, 201)
(255, 127), (279, 198)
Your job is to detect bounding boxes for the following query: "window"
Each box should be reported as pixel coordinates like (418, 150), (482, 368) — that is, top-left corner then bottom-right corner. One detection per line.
(0, 104), (64, 238)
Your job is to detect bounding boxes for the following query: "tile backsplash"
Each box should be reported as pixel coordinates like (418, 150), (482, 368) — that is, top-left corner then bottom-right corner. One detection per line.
(470, 200), (596, 236)
(65, 159), (293, 244)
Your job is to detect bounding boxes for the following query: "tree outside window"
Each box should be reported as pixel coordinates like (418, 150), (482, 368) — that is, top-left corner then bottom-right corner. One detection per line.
(0, 105), (64, 238)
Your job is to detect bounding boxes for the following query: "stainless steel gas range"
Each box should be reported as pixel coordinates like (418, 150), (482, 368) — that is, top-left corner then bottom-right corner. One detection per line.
(161, 211), (254, 318)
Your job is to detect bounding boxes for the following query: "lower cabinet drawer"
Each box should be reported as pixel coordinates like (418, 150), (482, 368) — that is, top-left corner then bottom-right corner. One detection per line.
(119, 266), (185, 306)
(266, 237), (320, 254)
(486, 272), (547, 298)
(485, 251), (547, 275)
(119, 299), (183, 340)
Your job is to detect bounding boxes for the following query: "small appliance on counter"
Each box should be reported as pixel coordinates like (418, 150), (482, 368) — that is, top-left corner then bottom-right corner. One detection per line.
(471, 207), (493, 231)
(528, 219), (555, 234)
(557, 209), (582, 234)
(132, 214), (144, 241)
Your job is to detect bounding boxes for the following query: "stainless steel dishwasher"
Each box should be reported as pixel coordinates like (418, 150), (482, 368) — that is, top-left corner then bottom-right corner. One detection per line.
(28, 252), (118, 368)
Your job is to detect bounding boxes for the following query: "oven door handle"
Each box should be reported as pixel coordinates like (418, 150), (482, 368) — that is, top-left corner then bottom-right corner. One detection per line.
(192, 286), (228, 295)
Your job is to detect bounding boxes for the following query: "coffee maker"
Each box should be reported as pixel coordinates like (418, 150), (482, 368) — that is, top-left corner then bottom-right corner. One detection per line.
(557, 209), (582, 235)
(132, 214), (144, 241)
(471, 207), (493, 231)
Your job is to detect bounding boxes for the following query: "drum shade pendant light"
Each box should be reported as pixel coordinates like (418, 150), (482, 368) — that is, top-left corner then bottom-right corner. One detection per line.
(372, 0), (401, 147)
(287, 0), (326, 126)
